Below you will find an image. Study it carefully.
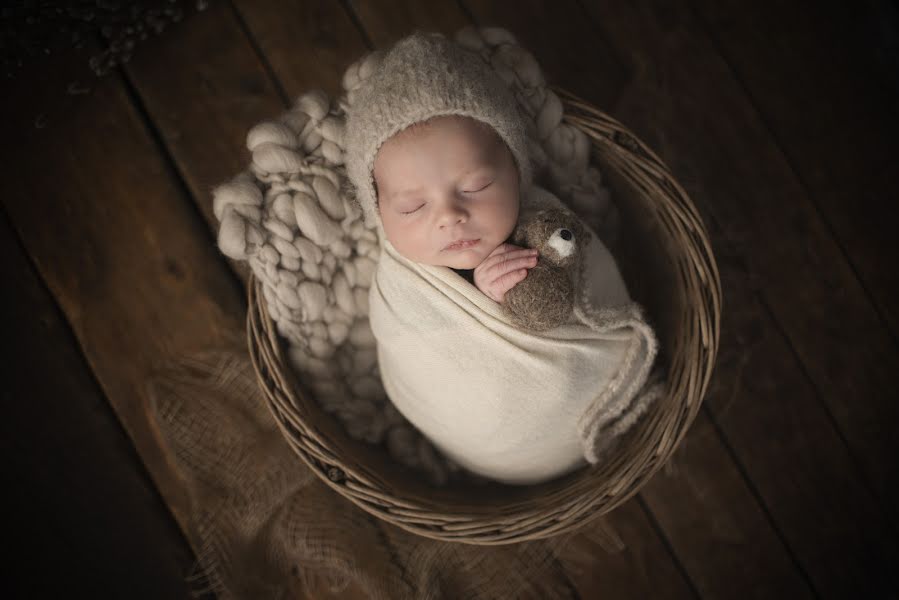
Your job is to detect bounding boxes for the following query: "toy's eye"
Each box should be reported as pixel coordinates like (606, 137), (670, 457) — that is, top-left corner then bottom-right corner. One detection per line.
(549, 227), (576, 259)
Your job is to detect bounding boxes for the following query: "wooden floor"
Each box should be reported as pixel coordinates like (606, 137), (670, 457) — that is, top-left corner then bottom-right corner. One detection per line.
(4, 0), (898, 598)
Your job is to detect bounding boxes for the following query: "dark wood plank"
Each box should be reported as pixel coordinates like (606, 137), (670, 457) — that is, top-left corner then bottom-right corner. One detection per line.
(123, 0), (286, 242)
(593, 0), (899, 531)
(711, 215), (899, 595)
(572, 0), (899, 596)
(1, 211), (196, 598)
(641, 415), (814, 599)
(232, 0), (370, 99)
(459, 0), (628, 109)
(692, 0), (899, 339)
(0, 41), (246, 556)
(550, 501), (701, 600)
(351, 0), (471, 44)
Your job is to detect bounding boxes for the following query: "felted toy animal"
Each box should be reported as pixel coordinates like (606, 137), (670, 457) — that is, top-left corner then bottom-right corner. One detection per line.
(503, 207), (587, 331)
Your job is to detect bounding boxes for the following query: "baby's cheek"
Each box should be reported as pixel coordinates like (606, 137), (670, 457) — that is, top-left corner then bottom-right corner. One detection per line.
(394, 224), (437, 263)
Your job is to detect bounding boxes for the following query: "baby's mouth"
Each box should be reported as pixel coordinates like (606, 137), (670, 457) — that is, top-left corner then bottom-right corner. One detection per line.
(443, 238), (481, 251)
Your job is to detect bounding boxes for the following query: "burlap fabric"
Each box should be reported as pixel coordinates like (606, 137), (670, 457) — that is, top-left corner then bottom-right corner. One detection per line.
(147, 342), (632, 599)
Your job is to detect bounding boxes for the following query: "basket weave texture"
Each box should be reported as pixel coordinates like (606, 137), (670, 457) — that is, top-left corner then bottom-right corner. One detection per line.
(248, 86), (722, 545)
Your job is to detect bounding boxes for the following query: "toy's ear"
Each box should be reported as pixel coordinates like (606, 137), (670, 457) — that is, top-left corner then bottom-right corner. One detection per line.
(511, 217), (531, 247)
(571, 215), (588, 247)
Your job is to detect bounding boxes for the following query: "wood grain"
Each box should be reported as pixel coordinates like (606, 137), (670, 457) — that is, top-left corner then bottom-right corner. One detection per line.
(693, 0), (899, 339)
(124, 1), (287, 240)
(575, 0), (899, 596)
(351, 0), (471, 45)
(642, 414), (815, 598)
(453, 0), (627, 109)
(1, 211), (197, 598)
(232, 0), (370, 99)
(0, 42), (245, 555)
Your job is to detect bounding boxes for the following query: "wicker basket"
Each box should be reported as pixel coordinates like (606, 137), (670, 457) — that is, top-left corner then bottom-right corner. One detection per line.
(247, 86), (722, 545)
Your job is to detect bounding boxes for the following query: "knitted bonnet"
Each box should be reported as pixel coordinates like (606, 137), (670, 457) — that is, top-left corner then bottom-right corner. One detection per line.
(345, 31), (533, 234)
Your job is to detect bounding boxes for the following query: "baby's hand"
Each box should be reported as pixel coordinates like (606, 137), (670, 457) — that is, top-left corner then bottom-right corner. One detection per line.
(473, 243), (539, 303)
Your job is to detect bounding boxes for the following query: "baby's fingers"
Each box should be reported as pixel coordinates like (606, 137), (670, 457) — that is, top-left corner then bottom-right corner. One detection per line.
(481, 250), (538, 277)
(495, 265), (529, 296)
(486, 242), (524, 258)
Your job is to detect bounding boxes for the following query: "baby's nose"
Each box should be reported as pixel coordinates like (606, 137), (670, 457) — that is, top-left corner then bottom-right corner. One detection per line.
(438, 202), (468, 226)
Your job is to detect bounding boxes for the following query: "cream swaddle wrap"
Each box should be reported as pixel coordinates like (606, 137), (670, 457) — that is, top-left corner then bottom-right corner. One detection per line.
(369, 184), (662, 484)
(343, 30), (664, 484)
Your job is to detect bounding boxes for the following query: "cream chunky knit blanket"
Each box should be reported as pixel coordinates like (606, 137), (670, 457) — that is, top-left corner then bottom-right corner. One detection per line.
(214, 26), (636, 484)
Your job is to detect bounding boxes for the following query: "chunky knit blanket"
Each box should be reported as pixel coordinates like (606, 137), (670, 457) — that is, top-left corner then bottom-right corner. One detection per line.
(214, 26), (623, 484)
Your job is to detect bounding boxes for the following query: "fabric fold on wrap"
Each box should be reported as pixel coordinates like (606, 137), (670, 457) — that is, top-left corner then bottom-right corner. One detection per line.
(368, 184), (663, 485)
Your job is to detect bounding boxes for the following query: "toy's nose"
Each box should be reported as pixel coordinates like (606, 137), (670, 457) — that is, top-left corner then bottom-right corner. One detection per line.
(560, 229), (572, 241)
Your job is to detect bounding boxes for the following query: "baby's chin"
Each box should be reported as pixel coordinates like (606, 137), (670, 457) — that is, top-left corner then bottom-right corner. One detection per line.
(440, 256), (481, 269)
(430, 248), (489, 270)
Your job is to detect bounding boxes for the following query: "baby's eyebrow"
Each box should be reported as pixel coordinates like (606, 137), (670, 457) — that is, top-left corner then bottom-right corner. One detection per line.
(388, 186), (423, 201)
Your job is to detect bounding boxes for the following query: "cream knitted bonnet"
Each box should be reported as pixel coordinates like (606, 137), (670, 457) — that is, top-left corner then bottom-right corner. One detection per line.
(345, 31), (533, 234)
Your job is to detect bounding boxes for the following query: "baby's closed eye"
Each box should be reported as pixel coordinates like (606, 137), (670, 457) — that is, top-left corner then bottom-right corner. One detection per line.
(463, 180), (493, 193)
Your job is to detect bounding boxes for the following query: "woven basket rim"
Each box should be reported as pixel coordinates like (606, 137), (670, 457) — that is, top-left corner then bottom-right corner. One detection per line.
(246, 86), (722, 545)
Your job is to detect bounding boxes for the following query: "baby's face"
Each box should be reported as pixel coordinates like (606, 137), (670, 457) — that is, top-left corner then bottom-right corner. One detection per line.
(372, 115), (520, 269)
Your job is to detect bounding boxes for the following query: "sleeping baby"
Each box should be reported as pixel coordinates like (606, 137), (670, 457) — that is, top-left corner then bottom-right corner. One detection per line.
(371, 112), (538, 300)
(346, 32), (663, 485)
